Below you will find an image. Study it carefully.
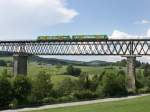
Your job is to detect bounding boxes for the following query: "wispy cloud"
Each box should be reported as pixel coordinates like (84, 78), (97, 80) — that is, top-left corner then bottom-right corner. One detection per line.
(141, 19), (150, 24)
(135, 19), (150, 24)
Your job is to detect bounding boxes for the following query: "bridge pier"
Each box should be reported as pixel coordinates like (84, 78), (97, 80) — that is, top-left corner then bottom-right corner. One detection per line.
(126, 56), (136, 92)
(13, 55), (28, 75)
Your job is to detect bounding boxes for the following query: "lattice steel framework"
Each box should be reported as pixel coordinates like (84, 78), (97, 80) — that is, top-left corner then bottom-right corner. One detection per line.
(0, 39), (150, 56)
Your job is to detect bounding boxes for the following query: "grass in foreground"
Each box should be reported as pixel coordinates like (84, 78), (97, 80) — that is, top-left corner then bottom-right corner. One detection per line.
(30, 95), (150, 112)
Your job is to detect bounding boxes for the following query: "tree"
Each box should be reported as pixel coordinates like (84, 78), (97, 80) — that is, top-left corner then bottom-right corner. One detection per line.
(78, 74), (91, 90)
(56, 77), (77, 96)
(0, 76), (12, 108)
(1, 69), (12, 78)
(135, 60), (141, 68)
(74, 68), (81, 76)
(13, 76), (31, 104)
(0, 60), (7, 66)
(66, 65), (74, 75)
(66, 65), (81, 76)
(101, 72), (127, 97)
(31, 71), (53, 101)
(143, 63), (150, 77)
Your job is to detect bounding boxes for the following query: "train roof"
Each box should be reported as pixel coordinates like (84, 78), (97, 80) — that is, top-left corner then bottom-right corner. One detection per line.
(38, 35), (108, 38)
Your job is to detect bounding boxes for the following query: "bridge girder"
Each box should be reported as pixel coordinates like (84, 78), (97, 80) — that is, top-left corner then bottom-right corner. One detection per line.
(0, 39), (145, 92)
(0, 39), (149, 56)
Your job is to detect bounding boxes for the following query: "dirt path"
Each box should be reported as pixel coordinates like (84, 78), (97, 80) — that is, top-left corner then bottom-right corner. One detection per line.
(2, 94), (150, 112)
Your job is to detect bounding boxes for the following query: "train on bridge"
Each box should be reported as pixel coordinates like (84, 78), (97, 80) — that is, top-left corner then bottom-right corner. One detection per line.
(37, 35), (108, 41)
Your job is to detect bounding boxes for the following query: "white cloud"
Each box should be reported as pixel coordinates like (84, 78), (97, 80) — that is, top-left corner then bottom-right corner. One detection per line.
(147, 29), (150, 37)
(109, 30), (132, 39)
(0, 0), (78, 40)
(135, 19), (150, 24)
(109, 29), (150, 39)
(141, 20), (150, 24)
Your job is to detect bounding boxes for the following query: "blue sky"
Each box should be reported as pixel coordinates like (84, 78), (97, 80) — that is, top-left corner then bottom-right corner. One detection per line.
(0, 0), (150, 62)
(0, 0), (150, 39)
(42, 0), (150, 37)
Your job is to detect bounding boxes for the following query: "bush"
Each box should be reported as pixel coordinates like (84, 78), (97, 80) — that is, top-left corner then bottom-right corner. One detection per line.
(136, 70), (146, 89)
(143, 63), (150, 77)
(1, 69), (12, 78)
(31, 71), (53, 101)
(96, 85), (105, 98)
(41, 97), (58, 104)
(78, 74), (91, 90)
(13, 76), (32, 104)
(73, 90), (98, 100)
(137, 87), (150, 94)
(0, 60), (7, 66)
(56, 78), (78, 97)
(9, 99), (18, 109)
(66, 65), (81, 76)
(58, 95), (77, 103)
(77, 74), (99, 92)
(101, 72), (127, 97)
(0, 76), (12, 108)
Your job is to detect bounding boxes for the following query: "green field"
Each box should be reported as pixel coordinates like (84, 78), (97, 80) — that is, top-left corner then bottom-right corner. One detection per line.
(0, 57), (125, 88)
(30, 95), (150, 112)
(0, 59), (143, 88)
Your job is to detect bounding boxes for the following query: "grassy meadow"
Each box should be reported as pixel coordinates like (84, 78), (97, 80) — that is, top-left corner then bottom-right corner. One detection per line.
(0, 56), (143, 88)
(30, 95), (150, 112)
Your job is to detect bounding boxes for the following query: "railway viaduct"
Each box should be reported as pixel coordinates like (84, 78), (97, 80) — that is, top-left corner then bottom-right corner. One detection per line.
(0, 38), (150, 92)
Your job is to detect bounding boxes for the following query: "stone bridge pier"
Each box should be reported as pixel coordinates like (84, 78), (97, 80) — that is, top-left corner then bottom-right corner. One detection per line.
(126, 56), (136, 92)
(13, 54), (28, 75)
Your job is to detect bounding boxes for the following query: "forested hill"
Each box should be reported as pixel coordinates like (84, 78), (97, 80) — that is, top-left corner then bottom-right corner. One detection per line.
(29, 56), (113, 66)
(0, 55), (144, 67)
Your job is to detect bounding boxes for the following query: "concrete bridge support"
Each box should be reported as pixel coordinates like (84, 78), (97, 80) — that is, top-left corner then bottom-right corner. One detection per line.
(13, 55), (28, 75)
(126, 56), (136, 92)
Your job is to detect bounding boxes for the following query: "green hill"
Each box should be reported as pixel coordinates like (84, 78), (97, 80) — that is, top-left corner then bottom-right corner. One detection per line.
(29, 56), (113, 66)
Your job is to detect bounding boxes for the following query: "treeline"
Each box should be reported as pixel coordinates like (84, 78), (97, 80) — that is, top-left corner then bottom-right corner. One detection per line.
(1, 63), (150, 110)
(0, 57), (148, 68)
(0, 69), (127, 109)
(113, 59), (146, 68)
(0, 60), (12, 67)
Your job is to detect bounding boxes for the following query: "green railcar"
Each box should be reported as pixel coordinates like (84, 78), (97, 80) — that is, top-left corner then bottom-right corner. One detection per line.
(72, 35), (108, 40)
(37, 36), (71, 41)
(37, 35), (108, 41)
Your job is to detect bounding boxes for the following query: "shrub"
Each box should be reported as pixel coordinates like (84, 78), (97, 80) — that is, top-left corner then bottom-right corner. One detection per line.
(66, 65), (81, 76)
(31, 71), (53, 101)
(13, 76), (32, 104)
(0, 76), (12, 108)
(101, 73), (127, 97)
(9, 99), (18, 109)
(143, 63), (150, 77)
(77, 74), (99, 92)
(56, 78), (78, 97)
(73, 90), (98, 100)
(137, 87), (150, 94)
(96, 85), (105, 98)
(41, 97), (57, 104)
(0, 60), (7, 66)
(136, 70), (146, 89)
(58, 95), (77, 103)
(1, 69), (12, 78)
(78, 74), (91, 90)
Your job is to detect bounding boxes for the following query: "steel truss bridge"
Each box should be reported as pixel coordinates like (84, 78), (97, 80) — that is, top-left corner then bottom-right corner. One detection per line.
(1, 38), (149, 91)
(0, 39), (150, 56)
